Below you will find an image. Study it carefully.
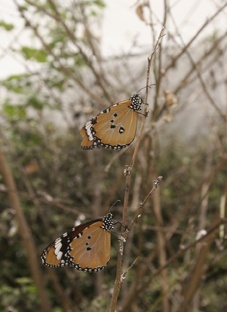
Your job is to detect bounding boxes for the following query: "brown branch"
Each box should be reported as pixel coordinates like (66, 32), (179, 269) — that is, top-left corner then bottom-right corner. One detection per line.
(173, 30), (227, 95)
(137, 217), (227, 295)
(17, 165), (76, 311)
(25, 0), (112, 102)
(46, 0), (112, 102)
(109, 28), (165, 312)
(127, 176), (163, 231)
(0, 146), (52, 312)
(168, 9), (226, 121)
(14, 0), (108, 107)
(179, 217), (224, 311)
(129, 149), (227, 304)
(165, 1), (227, 72)
(152, 172), (169, 312)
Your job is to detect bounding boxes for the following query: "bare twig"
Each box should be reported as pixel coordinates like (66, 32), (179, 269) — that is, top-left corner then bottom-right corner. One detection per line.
(138, 217), (227, 295)
(0, 146), (51, 312)
(165, 1), (227, 72)
(168, 9), (226, 121)
(109, 28), (165, 312)
(14, 0), (109, 107)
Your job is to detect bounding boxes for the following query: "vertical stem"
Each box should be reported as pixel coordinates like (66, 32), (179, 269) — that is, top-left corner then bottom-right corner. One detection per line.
(152, 175), (169, 312)
(179, 216), (222, 311)
(109, 29), (165, 312)
(0, 147), (52, 312)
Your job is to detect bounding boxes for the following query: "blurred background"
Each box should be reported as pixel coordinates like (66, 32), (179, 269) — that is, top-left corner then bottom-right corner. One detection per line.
(0, 0), (226, 311)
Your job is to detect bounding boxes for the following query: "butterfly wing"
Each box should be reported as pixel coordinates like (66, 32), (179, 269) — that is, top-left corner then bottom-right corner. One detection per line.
(94, 101), (138, 146)
(80, 94), (143, 150)
(80, 127), (94, 149)
(41, 214), (113, 272)
(69, 221), (111, 271)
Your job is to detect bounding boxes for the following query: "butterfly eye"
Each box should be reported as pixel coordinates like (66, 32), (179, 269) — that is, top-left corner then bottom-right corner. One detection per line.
(80, 94), (143, 150)
(41, 213), (114, 272)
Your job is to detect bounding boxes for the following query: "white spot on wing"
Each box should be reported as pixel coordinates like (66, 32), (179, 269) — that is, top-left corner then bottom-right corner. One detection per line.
(56, 251), (63, 260)
(54, 239), (62, 256)
(85, 121), (94, 141)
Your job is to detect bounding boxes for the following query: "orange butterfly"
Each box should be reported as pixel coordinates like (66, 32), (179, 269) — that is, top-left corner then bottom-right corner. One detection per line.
(80, 94), (143, 150)
(41, 213), (114, 272)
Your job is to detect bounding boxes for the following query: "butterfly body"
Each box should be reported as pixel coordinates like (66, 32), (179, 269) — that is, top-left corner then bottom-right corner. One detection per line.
(41, 213), (114, 272)
(80, 94), (143, 150)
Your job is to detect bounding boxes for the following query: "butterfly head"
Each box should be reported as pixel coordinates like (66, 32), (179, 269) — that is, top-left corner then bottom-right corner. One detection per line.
(129, 94), (143, 112)
(102, 213), (114, 231)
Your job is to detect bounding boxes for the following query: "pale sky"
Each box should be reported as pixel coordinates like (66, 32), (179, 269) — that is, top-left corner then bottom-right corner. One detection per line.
(101, 0), (224, 56)
(0, 0), (226, 78)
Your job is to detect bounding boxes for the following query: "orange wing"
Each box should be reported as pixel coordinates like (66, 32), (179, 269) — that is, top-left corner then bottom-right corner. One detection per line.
(94, 101), (138, 146)
(80, 94), (143, 150)
(69, 222), (111, 270)
(41, 213), (114, 272)
(80, 127), (94, 148)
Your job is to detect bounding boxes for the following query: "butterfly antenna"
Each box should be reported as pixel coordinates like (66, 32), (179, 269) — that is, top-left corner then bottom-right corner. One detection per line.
(136, 84), (155, 94)
(108, 200), (121, 212)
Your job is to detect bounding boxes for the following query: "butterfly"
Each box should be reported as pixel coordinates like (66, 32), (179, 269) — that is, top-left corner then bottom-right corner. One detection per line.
(41, 213), (114, 272)
(80, 93), (144, 150)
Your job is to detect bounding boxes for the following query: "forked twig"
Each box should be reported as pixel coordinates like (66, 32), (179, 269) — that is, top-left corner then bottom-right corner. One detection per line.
(137, 217), (227, 294)
(128, 176), (163, 231)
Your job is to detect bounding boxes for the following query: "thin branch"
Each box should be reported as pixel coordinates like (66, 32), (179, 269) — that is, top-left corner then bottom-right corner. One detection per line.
(0, 146), (52, 312)
(165, 1), (227, 72)
(14, 0), (109, 107)
(109, 28), (165, 312)
(138, 217), (227, 295)
(168, 9), (226, 121)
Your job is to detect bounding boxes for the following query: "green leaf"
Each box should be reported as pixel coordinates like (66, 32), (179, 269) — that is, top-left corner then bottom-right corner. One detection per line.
(26, 96), (45, 110)
(3, 104), (27, 119)
(6, 74), (28, 81)
(3, 82), (24, 94)
(20, 47), (48, 63)
(0, 20), (14, 31)
(3, 74), (29, 94)
(93, 0), (105, 8)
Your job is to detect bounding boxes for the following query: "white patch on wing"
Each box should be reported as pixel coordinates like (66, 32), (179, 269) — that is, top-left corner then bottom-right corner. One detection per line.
(85, 121), (94, 141)
(54, 239), (62, 256)
(56, 251), (63, 260)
